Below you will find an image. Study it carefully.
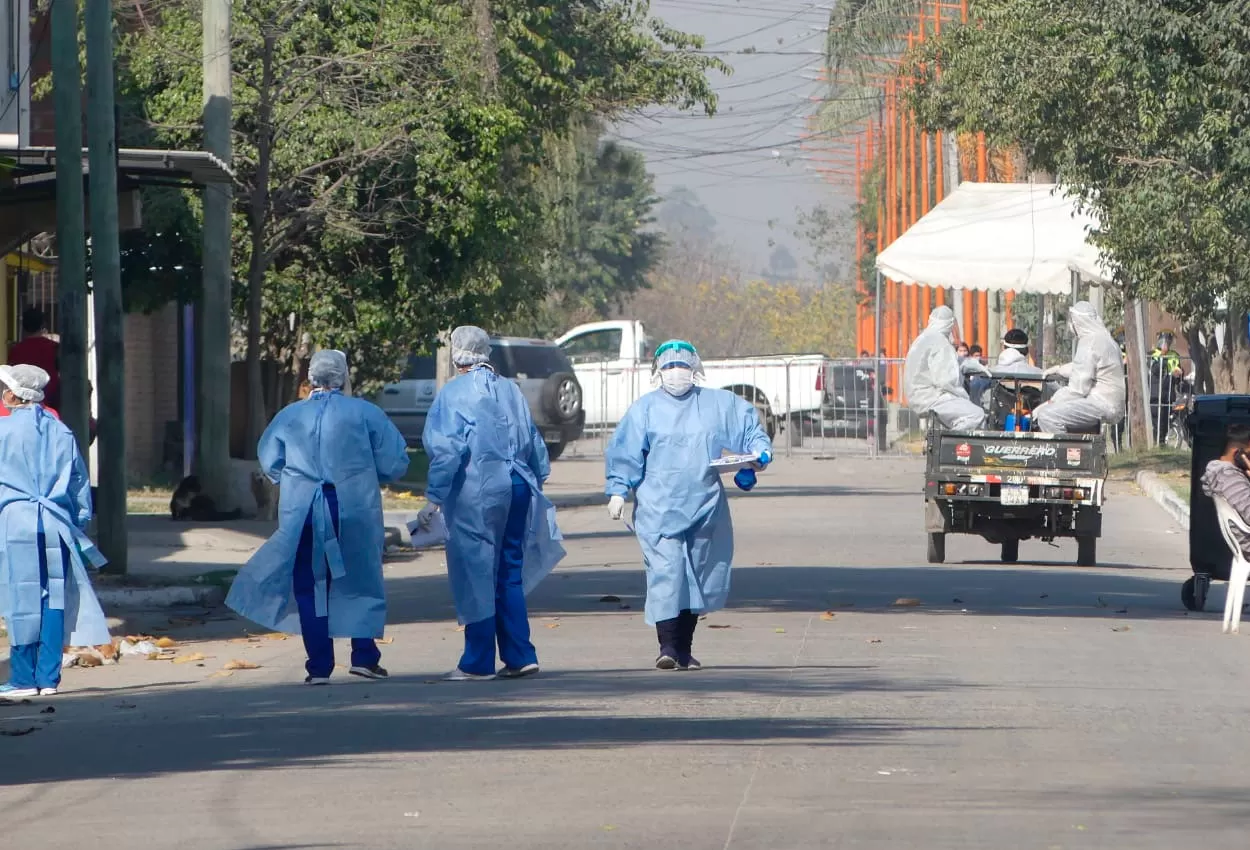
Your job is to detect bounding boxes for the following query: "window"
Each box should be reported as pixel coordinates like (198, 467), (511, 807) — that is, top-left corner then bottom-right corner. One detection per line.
(560, 329), (623, 364)
(493, 344), (572, 379)
(401, 355), (437, 381)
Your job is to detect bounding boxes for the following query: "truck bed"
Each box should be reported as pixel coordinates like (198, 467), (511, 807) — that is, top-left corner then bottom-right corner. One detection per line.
(926, 428), (1108, 507)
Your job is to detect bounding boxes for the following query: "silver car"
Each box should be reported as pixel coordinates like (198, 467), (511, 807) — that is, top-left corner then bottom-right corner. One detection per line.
(377, 339), (585, 460)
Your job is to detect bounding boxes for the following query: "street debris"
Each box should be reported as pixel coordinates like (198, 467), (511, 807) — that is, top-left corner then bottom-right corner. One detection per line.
(820, 611), (836, 621)
(893, 598), (922, 607)
(599, 595), (621, 603)
(223, 659), (262, 670)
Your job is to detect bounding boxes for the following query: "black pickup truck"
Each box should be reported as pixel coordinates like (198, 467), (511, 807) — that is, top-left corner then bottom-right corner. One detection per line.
(923, 374), (1109, 566)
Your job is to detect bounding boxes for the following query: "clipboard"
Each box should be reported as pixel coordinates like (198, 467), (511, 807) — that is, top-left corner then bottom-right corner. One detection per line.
(708, 453), (760, 474)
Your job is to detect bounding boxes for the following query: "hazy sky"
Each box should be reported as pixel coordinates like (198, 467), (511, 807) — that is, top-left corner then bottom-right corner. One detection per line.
(611, 0), (854, 278)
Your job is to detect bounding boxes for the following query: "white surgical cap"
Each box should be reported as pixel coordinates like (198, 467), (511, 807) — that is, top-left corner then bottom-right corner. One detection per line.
(308, 349), (348, 389)
(0, 363), (48, 402)
(451, 326), (492, 367)
(653, 339), (705, 375)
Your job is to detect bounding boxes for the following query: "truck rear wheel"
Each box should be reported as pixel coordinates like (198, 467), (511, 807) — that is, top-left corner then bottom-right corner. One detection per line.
(926, 532), (945, 564)
(1077, 535), (1097, 567)
(1000, 539), (1019, 564)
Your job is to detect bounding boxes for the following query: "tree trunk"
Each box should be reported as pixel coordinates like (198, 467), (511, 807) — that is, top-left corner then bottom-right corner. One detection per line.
(1213, 312), (1250, 394)
(467, 0), (498, 89)
(1123, 297), (1150, 449)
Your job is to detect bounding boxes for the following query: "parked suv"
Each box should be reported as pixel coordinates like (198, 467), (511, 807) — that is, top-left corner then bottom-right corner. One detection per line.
(819, 361), (885, 438)
(377, 338), (585, 460)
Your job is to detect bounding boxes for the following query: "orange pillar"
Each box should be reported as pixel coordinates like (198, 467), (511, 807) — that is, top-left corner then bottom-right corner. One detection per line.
(977, 290), (989, 352)
(962, 289), (974, 344)
(1004, 291), (1015, 330)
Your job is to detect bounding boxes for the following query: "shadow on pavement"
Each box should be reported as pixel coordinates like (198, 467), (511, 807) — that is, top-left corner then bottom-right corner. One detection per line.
(0, 663), (996, 786)
(119, 556), (1206, 649)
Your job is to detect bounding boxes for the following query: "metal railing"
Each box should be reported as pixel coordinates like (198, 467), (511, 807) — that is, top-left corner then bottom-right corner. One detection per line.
(563, 356), (919, 460)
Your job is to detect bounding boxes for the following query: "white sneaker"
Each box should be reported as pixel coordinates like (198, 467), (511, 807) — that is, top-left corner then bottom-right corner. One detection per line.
(443, 668), (496, 682)
(38, 687), (58, 696)
(498, 663), (540, 679)
(0, 685), (38, 699)
(304, 675), (330, 686)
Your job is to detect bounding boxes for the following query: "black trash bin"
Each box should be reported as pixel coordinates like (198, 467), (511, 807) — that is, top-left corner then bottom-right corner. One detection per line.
(1184, 394), (1250, 611)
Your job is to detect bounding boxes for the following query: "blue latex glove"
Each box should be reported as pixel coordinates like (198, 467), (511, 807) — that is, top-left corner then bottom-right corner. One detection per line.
(755, 450), (772, 470)
(734, 467), (757, 491)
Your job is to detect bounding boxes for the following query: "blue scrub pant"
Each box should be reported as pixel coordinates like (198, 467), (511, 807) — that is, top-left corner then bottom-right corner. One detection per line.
(458, 473), (538, 676)
(293, 485), (381, 678)
(9, 534), (67, 690)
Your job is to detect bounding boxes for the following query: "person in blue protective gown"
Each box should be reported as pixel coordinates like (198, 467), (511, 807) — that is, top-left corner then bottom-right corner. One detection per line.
(605, 340), (773, 670)
(0, 364), (110, 698)
(226, 350), (409, 685)
(418, 326), (566, 681)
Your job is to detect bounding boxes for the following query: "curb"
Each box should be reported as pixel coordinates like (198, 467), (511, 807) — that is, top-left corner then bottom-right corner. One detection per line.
(1136, 470), (1190, 530)
(96, 584), (226, 610)
(388, 482), (605, 511)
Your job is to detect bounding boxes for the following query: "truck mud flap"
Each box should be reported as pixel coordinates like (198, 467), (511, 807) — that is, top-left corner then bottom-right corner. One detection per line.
(1074, 506), (1102, 536)
(925, 499), (948, 533)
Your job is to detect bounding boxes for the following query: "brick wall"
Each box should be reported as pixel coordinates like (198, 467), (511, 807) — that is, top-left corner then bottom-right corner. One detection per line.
(122, 304), (179, 479)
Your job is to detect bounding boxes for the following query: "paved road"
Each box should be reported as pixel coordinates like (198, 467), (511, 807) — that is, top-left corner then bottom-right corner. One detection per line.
(2, 457), (1241, 850)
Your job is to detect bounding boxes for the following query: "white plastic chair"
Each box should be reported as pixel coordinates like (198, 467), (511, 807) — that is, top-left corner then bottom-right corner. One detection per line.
(1212, 495), (1250, 633)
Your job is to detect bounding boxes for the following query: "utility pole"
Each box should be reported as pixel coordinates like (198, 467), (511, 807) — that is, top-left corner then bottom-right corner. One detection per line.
(51, 0), (89, 454)
(199, 0), (234, 507)
(84, 0), (126, 572)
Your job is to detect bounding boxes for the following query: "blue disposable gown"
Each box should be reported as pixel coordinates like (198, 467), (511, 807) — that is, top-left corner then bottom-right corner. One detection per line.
(227, 391), (409, 637)
(0, 406), (110, 647)
(605, 387), (772, 625)
(423, 367), (566, 625)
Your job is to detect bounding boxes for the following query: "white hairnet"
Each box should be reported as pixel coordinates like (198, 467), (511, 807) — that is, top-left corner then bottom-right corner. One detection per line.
(653, 340), (705, 376)
(0, 363), (48, 402)
(308, 349), (348, 389)
(451, 326), (492, 367)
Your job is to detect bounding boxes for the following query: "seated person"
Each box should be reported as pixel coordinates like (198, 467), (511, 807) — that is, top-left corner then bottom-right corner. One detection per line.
(997, 328), (1043, 376)
(1201, 423), (1250, 559)
(965, 343), (992, 406)
(1033, 301), (1126, 433)
(904, 306), (986, 431)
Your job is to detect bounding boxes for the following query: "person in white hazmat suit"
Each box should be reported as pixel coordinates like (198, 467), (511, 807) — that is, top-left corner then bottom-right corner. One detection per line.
(1033, 301), (1126, 433)
(904, 306), (987, 431)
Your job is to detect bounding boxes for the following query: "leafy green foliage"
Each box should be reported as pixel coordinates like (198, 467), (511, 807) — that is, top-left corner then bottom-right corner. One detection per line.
(906, 0), (1250, 330)
(116, 0), (720, 398)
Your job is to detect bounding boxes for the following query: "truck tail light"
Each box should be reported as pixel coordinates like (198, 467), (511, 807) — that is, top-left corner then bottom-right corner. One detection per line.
(943, 484), (957, 495)
(815, 371), (824, 392)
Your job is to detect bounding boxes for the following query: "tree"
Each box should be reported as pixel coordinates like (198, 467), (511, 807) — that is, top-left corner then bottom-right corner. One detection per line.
(762, 245), (799, 284)
(118, 1), (722, 450)
(655, 185), (718, 246)
(504, 120), (664, 338)
(906, 0), (1250, 391)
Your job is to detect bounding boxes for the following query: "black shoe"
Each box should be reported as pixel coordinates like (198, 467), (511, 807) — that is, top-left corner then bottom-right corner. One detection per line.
(677, 655), (702, 671)
(350, 664), (389, 680)
(304, 675), (330, 686)
(655, 653), (678, 670)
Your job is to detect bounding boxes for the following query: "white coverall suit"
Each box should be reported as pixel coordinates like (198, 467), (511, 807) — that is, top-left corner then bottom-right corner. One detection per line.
(903, 306), (986, 431)
(1033, 301), (1126, 433)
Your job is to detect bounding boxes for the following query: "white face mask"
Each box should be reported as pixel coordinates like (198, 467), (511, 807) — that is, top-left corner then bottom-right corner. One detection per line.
(660, 367), (695, 397)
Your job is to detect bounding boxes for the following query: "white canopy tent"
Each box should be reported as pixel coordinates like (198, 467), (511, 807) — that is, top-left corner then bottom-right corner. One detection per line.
(874, 182), (1112, 294)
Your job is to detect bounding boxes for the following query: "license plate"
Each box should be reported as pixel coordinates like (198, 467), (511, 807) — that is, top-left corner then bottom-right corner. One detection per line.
(1000, 484), (1029, 506)
(544, 431), (563, 443)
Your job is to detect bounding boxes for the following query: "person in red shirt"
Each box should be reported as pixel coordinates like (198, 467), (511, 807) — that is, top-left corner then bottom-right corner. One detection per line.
(8, 308), (60, 410)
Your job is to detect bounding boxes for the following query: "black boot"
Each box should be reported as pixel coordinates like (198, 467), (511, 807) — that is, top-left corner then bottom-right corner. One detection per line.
(676, 609), (701, 670)
(655, 617), (680, 670)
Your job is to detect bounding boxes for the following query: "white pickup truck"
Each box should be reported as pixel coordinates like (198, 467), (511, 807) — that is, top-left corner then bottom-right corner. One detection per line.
(555, 320), (825, 444)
